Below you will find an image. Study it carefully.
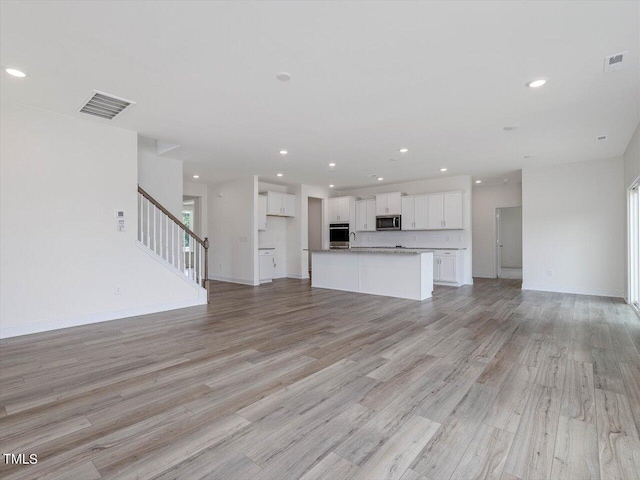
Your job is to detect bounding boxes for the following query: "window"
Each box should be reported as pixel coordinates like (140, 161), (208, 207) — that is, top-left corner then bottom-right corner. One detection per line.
(182, 210), (193, 251)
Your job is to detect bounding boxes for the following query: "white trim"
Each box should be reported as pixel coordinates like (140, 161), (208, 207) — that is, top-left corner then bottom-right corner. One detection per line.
(209, 274), (258, 286)
(287, 273), (308, 279)
(435, 281), (466, 287)
(522, 283), (624, 298)
(135, 241), (204, 290)
(472, 274), (496, 279)
(0, 297), (206, 339)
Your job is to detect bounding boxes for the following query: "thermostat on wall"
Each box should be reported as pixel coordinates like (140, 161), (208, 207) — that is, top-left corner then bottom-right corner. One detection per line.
(115, 210), (125, 232)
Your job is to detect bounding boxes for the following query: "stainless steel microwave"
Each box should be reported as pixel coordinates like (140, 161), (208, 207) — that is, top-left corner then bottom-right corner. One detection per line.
(376, 215), (401, 231)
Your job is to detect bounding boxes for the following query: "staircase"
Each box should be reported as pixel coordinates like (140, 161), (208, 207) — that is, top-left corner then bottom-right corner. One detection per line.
(137, 186), (209, 295)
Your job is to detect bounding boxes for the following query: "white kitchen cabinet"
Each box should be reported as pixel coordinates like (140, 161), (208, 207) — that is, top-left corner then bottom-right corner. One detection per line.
(356, 199), (376, 231)
(433, 250), (464, 286)
(258, 195), (268, 231)
(402, 195), (429, 230)
(259, 249), (275, 283)
(266, 192), (296, 217)
(329, 196), (354, 223)
(427, 194), (444, 229)
(401, 197), (415, 230)
(282, 193), (296, 217)
(415, 195), (429, 230)
(426, 191), (463, 229)
(375, 192), (402, 216)
(443, 191), (463, 229)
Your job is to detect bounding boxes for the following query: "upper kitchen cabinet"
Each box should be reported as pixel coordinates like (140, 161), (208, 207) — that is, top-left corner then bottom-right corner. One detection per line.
(442, 191), (463, 229)
(329, 196), (355, 223)
(401, 195), (428, 230)
(427, 191), (463, 229)
(266, 191), (296, 217)
(356, 199), (376, 231)
(375, 192), (402, 216)
(258, 195), (268, 230)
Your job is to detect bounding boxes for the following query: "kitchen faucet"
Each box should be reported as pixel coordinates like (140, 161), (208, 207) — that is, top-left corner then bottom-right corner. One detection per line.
(350, 231), (357, 242)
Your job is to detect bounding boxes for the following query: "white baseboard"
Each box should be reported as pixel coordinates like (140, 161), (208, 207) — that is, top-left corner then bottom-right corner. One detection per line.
(522, 283), (624, 298)
(0, 297), (207, 339)
(287, 273), (308, 279)
(473, 274), (496, 279)
(209, 275), (258, 286)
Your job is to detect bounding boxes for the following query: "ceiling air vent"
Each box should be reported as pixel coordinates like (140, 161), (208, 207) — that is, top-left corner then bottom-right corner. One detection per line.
(604, 51), (628, 74)
(78, 90), (136, 120)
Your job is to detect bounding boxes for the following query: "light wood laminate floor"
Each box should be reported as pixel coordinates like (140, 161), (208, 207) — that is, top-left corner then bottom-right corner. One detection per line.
(1, 278), (640, 480)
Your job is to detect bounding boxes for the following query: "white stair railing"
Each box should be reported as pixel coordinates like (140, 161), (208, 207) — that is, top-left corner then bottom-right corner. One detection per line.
(137, 186), (209, 289)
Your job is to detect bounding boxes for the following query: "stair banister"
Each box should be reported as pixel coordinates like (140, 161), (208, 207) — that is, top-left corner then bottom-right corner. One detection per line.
(137, 185), (209, 290)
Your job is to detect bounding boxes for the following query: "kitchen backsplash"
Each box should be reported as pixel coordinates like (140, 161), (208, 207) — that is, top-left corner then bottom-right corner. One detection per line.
(350, 230), (466, 249)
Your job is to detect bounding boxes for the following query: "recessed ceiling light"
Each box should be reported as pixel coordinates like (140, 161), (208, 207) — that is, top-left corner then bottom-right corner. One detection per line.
(192, 175), (200, 179)
(504, 178), (509, 182)
(279, 150), (288, 155)
(378, 177), (384, 181)
(503, 125), (519, 131)
(5, 68), (26, 78)
(328, 162), (336, 167)
(399, 148), (408, 153)
(475, 180), (482, 184)
(276, 173), (283, 177)
(276, 72), (291, 82)
(526, 78), (547, 88)
(329, 184), (334, 188)
(440, 168), (448, 172)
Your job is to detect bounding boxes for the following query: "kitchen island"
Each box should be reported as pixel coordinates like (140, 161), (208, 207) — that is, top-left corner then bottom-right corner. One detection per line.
(309, 248), (433, 300)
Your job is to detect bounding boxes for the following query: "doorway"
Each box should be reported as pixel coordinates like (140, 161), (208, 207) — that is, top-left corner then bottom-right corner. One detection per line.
(308, 197), (323, 274)
(183, 196), (202, 237)
(629, 178), (639, 315)
(496, 206), (522, 279)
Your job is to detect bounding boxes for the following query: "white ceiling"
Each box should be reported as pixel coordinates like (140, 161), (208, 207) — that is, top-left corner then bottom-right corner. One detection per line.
(1, 0), (639, 189)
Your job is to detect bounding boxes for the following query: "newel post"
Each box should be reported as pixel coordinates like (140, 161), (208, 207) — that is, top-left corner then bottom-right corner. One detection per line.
(203, 237), (209, 297)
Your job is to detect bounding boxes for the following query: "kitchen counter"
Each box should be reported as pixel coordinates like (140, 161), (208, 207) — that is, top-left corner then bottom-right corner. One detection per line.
(310, 249), (433, 300)
(307, 248), (428, 255)
(307, 247), (465, 254)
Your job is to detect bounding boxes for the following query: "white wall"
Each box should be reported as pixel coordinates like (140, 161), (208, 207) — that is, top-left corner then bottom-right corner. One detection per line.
(335, 175), (473, 284)
(138, 136), (183, 218)
(0, 101), (204, 338)
(472, 182), (522, 278)
(522, 157), (625, 297)
(208, 176), (258, 285)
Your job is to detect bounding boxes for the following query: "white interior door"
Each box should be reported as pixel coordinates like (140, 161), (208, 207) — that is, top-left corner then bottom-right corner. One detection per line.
(629, 180), (640, 313)
(496, 206), (522, 278)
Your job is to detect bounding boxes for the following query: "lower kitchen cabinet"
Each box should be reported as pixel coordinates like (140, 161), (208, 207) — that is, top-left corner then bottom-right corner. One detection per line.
(433, 250), (465, 286)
